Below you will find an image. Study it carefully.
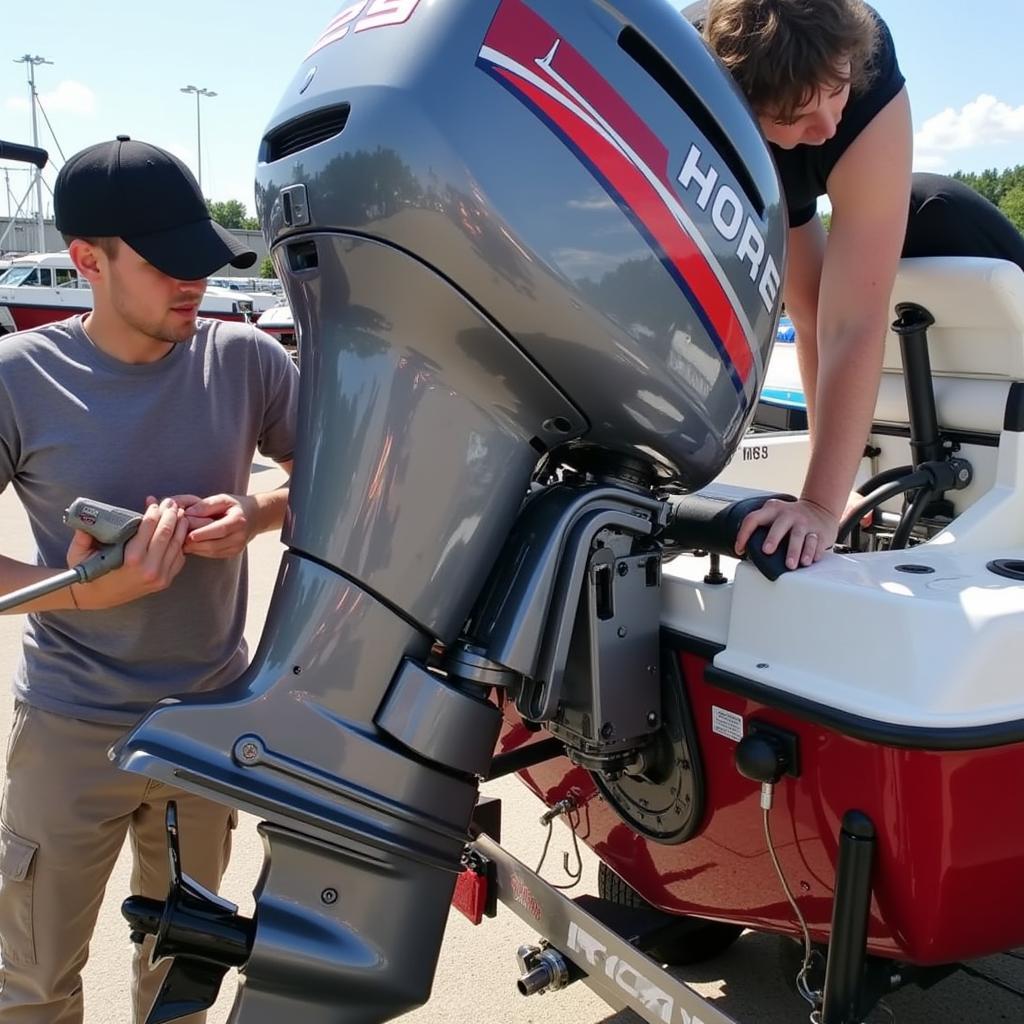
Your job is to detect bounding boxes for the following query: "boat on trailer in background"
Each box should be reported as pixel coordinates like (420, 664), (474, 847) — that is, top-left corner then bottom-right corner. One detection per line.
(254, 298), (296, 357)
(0, 251), (275, 335)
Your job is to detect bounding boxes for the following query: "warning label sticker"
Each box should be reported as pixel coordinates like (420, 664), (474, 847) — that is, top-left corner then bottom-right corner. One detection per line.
(712, 706), (744, 742)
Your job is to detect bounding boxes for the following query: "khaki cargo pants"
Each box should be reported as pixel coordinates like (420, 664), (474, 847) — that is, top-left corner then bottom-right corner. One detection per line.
(0, 702), (236, 1023)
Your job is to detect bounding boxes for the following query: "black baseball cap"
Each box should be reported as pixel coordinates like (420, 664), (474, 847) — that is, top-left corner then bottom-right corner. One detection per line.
(55, 135), (257, 280)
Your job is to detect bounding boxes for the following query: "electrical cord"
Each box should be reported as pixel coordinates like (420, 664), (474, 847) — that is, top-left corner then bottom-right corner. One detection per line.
(535, 797), (583, 890)
(763, 806), (822, 1012)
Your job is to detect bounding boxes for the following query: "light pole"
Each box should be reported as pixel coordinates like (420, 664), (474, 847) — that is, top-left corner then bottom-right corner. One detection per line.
(14, 54), (52, 253)
(180, 85), (217, 195)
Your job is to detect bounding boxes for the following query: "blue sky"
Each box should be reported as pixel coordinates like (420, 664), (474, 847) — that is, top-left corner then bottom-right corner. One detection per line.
(2, 0), (1022, 221)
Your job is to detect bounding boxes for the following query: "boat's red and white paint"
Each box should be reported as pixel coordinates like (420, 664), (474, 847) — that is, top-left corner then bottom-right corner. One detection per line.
(0, 252), (271, 335)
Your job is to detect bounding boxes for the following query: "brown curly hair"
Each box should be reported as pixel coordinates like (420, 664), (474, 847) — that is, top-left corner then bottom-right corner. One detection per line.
(703, 0), (880, 122)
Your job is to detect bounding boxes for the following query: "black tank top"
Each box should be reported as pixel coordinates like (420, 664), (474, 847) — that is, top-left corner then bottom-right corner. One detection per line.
(770, 10), (906, 227)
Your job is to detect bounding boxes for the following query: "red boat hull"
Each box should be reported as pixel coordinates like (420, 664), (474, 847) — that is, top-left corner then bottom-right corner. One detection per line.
(502, 637), (1024, 965)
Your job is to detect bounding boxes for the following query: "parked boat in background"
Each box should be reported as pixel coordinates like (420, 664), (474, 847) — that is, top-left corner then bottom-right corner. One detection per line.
(255, 299), (296, 356)
(0, 252), (275, 335)
(208, 277), (281, 313)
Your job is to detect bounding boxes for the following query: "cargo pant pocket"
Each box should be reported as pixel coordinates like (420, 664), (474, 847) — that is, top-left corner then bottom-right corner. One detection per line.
(0, 825), (39, 966)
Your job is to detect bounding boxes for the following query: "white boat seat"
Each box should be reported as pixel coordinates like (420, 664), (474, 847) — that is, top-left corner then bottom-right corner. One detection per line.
(875, 257), (1024, 436)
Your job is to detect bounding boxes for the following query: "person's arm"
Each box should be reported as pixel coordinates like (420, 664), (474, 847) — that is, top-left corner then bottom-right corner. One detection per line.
(0, 557), (81, 614)
(781, 216), (828, 435)
(800, 89), (913, 520)
(243, 460), (293, 534)
(159, 460), (294, 560)
(737, 88), (913, 569)
(0, 499), (189, 614)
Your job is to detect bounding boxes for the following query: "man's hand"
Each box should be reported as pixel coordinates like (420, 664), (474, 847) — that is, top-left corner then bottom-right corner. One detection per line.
(152, 493), (257, 559)
(67, 499), (188, 609)
(735, 497), (838, 571)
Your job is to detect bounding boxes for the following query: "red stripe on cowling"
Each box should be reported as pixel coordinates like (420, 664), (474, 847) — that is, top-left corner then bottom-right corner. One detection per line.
(482, 0), (557, 70)
(484, 0), (666, 176)
(496, 68), (752, 381)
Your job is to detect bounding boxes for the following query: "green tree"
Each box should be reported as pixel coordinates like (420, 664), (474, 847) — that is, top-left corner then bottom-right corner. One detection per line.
(258, 256), (275, 279)
(953, 164), (1024, 208)
(943, 164), (1024, 242)
(1000, 184), (1024, 233)
(206, 199), (259, 230)
(953, 167), (1002, 205)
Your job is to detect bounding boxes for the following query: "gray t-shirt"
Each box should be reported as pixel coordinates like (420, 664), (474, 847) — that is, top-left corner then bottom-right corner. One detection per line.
(0, 315), (299, 725)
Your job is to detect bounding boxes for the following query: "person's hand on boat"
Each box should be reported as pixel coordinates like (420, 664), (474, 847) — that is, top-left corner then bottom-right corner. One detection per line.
(735, 497), (839, 571)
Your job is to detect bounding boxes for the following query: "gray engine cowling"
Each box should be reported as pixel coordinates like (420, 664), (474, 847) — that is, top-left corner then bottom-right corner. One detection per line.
(261, 0), (784, 483)
(259, 0), (784, 640)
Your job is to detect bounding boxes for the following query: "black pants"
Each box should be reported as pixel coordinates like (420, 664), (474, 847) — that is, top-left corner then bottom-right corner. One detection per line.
(903, 172), (1024, 271)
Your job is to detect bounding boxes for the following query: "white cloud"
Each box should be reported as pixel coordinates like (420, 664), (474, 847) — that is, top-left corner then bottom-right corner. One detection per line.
(5, 80), (97, 117)
(914, 94), (1024, 170)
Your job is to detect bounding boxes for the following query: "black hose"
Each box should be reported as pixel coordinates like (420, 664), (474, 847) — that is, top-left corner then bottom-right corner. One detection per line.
(855, 464), (914, 496)
(837, 469), (932, 544)
(849, 465), (914, 549)
(890, 486), (936, 550)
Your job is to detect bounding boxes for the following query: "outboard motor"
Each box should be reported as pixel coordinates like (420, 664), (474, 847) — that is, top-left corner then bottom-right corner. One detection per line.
(114, 1), (784, 1021)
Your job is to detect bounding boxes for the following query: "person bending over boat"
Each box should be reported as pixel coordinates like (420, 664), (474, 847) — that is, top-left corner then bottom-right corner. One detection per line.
(690, 0), (1024, 569)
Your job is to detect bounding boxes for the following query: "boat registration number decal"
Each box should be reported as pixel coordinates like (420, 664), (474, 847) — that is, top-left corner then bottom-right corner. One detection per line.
(306, 0), (422, 59)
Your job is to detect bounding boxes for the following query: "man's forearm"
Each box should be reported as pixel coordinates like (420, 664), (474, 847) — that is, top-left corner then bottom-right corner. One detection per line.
(800, 331), (885, 517)
(248, 485), (290, 535)
(0, 555), (77, 615)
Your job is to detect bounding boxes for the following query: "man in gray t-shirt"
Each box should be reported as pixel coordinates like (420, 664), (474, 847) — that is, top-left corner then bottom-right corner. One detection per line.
(0, 137), (298, 1024)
